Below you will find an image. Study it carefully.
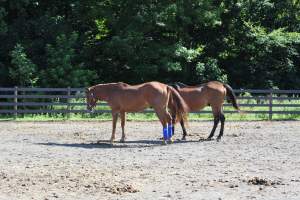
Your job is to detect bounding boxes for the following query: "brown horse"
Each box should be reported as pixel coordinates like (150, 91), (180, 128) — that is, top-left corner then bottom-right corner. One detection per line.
(169, 81), (241, 141)
(86, 81), (188, 144)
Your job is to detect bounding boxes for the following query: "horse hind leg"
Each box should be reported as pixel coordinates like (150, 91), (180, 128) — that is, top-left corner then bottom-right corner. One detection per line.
(171, 112), (176, 136)
(207, 116), (219, 140)
(153, 108), (168, 144)
(207, 107), (221, 140)
(216, 112), (225, 142)
(170, 108), (187, 140)
(166, 111), (174, 144)
(180, 119), (188, 140)
(169, 105), (178, 139)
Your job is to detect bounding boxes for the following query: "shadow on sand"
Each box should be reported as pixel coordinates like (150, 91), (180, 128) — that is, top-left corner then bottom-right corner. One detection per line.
(36, 139), (202, 149)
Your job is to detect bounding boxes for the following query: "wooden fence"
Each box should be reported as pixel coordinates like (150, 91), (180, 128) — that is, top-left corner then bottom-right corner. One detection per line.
(0, 87), (300, 120)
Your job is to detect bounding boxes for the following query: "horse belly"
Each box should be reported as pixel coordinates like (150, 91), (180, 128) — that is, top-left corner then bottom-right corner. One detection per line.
(123, 104), (148, 112)
(120, 98), (149, 112)
(189, 104), (207, 112)
(182, 93), (208, 112)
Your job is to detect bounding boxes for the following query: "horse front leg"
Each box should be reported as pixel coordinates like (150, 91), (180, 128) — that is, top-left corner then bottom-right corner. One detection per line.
(120, 111), (126, 143)
(110, 111), (119, 144)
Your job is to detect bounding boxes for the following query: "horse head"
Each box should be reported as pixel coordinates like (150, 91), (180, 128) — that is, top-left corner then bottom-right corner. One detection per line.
(85, 87), (97, 112)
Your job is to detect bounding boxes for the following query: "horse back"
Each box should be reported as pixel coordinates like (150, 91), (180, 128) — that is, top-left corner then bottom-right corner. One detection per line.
(176, 81), (226, 110)
(139, 82), (169, 103)
(199, 81), (227, 106)
(108, 81), (168, 111)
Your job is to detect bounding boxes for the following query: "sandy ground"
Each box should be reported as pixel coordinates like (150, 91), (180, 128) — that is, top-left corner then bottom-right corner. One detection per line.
(0, 120), (300, 200)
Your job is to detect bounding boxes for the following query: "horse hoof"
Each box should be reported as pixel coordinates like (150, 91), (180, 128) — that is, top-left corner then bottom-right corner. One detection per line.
(216, 137), (221, 142)
(168, 139), (174, 144)
(120, 138), (126, 143)
(162, 140), (167, 145)
(205, 137), (213, 141)
(181, 137), (186, 141)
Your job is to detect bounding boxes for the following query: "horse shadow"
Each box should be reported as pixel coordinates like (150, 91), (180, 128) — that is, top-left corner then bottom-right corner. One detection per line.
(36, 139), (201, 149)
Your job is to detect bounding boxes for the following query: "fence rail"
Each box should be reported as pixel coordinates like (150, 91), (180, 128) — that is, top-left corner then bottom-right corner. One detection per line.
(0, 87), (300, 120)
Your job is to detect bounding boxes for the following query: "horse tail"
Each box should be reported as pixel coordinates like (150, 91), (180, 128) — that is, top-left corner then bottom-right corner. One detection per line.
(224, 84), (241, 112)
(167, 86), (189, 124)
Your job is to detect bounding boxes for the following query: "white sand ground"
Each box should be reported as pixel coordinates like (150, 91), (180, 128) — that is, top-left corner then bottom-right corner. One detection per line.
(0, 121), (299, 200)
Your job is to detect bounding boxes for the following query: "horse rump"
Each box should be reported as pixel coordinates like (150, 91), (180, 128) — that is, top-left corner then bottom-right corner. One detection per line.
(167, 86), (189, 124)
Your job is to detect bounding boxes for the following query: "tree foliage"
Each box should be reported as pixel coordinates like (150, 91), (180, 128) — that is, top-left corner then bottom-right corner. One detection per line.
(0, 0), (299, 89)
(9, 43), (37, 86)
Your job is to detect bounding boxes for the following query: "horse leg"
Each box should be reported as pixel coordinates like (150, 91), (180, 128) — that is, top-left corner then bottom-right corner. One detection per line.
(170, 103), (187, 140)
(110, 111), (119, 143)
(207, 105), (223, 140)
(217, 112), (225, 142)
(170, 110), (187, 141)
(154, 107), (168, 144)
(120, 111), (126, 143)
(180, 119), (188, 140)
(207, 114), (220, 140)
(166, 111), (174, 143)
(171, 113), (176, 136)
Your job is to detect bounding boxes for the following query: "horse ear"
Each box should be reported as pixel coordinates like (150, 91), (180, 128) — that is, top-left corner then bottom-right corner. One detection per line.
(85, 88), (90, 93)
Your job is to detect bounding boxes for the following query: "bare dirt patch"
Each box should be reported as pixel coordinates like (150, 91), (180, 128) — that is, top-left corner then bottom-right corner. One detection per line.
(246, 177), (283, 186)
(105, 184), (139, 195)
(0, 121), (300, 199)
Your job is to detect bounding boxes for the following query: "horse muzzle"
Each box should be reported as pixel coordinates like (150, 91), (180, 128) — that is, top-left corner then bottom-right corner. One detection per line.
(89, 109), (95, 113)
(87, 105), (95, 113)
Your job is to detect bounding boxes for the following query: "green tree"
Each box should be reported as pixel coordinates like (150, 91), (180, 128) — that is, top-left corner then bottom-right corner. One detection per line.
(9, 43), (38, 86)
(0, 0), (299, 89)
(196, 58), (228, 83)
(40, 32), (96, 87)
(0, 7), (7, 35)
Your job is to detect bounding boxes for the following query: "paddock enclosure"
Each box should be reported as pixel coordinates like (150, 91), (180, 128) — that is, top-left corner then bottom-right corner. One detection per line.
(1, 87), (300, 120)
(0, 121), (299, 199)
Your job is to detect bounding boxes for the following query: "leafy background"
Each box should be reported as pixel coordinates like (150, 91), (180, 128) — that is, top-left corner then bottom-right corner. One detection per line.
(0, 0), (300, 89)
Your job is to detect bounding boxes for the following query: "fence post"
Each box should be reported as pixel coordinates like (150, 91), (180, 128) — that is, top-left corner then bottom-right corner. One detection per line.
(14, 86), (18, 119)
(67, 87), (71, 119)
(269, 90), (273, 120)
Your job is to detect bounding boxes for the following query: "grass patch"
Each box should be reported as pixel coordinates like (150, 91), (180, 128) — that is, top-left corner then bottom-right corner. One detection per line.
(1, 93), (300, 121)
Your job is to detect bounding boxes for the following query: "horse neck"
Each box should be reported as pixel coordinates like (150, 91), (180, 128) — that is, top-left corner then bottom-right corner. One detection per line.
(93, 84), (111, 101)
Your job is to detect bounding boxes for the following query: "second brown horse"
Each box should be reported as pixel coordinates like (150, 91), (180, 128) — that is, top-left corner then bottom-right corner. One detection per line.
(169, 81), (241, 141)
(86, 81), (188, 144)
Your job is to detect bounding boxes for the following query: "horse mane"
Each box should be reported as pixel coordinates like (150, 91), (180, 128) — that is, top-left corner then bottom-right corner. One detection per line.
(174, 82), (188, 88)
(90, 82), (129, 89)
(170, 82), (204, 90)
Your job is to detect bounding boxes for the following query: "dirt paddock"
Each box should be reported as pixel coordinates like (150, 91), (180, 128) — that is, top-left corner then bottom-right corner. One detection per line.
(0, 121), (299, 200)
